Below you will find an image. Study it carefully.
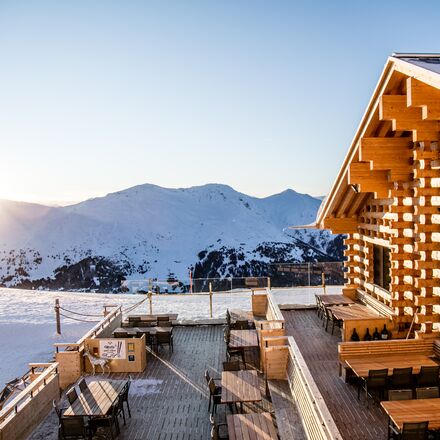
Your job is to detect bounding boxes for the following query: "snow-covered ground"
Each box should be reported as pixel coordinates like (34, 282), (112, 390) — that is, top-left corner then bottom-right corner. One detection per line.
(0, 286), (341, 386)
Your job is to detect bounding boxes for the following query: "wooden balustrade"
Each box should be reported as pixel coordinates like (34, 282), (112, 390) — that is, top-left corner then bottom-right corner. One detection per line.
(0, 363), (59, 440)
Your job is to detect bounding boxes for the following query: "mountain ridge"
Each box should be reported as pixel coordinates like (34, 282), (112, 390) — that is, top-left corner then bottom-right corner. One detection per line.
(0, 183), (341, 291)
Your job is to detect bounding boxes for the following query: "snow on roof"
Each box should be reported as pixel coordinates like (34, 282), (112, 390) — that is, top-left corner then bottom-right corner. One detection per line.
(393, 53), (440, 76)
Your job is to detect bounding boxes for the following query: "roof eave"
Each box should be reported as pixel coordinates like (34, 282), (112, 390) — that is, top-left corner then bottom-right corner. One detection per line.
(316, 57), (397, 227)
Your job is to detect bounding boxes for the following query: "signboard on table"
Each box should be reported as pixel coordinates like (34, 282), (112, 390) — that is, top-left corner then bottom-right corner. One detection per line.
(99, 339), (126, 359)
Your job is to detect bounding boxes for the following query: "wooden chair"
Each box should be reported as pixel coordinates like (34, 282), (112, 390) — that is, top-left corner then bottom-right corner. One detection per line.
(315, 295), (324, 319)
(157, 316), (171, 326)
(416, 386), (440, 399)
(389, 367), (413, 390)
(156, 331), (173, 352)
(416, 366), (440, 387)
(78, 378), (88, 393)
(226, 309), (231, 328)
(388, 421), (428, 440)
(233, 320), (249, 330)
(59, 415), (89, 439)
(223, 361), (241, 371)
(205, 370), (221, 385)
(223, 327), (230, 345)
(388, 389), (413, 401)
(323, 307), (342, 335)
(205, 371), (221, 413)
(117, 378), (132, 424)
(322, 307), (333, 331)
(52, 399), (69, 429)
(89, 401), (120, 439)
(358, 369), (388, 406)
(208, 379), (222, 415)
(128, 316), (141, 322)
(66, 387), (78, 405)
(210, 413), (228, 440)
(224, 327), (245, 364)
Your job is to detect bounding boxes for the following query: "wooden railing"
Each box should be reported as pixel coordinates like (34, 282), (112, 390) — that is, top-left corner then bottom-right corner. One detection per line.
(0, 363), (59, 440)
(260, 290), (342, 440)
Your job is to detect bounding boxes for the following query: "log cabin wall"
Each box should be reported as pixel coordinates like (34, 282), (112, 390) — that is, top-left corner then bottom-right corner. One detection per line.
(318, 56), (440, 337)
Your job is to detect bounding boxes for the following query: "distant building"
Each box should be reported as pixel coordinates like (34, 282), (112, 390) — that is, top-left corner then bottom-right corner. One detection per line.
(317, 54), (440, 338)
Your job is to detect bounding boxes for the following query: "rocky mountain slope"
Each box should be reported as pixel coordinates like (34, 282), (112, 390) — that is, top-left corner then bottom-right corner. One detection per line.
(0, 184), (343, 291)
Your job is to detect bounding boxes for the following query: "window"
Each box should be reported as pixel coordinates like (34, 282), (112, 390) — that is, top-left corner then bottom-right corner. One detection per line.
(373, 244), (391, 290)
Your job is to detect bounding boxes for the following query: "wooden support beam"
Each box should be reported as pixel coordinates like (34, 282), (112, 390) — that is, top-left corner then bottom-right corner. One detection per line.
(407, 77), (440, 119)
(360, 137), (413, 181)
(335, 187), (356, 217)
(379, 95), (439, 141)
(349, 162), (391, 198)
(323, 217), (358, 234)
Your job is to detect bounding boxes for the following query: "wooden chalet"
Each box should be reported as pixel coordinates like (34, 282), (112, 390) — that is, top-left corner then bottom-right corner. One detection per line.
(317, 53), (440, 338)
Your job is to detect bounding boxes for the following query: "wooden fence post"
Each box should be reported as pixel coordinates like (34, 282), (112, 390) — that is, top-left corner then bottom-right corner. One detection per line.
(209, 282), (213, 318)
(267, 277), (271, 290)
(55, 298), (61, 335)
(148, 290), (153, 315)
(322, 272), (326, 294)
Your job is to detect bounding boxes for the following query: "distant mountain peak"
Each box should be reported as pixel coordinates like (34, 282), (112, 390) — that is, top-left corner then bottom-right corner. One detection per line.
(0, 183), (340, 291)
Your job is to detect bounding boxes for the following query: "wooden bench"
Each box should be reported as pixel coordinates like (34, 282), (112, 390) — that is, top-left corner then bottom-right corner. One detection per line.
(338, 339), (436, 379)
(267, 380), (307, 439)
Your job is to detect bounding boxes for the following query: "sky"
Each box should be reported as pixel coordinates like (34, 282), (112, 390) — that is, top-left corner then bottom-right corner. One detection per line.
(1, 1), (440, 205)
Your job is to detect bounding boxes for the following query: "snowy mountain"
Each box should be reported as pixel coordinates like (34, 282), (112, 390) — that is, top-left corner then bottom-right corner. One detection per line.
(0, 184), (343, 291)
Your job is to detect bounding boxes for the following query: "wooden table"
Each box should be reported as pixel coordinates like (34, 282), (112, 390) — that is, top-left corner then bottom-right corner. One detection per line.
(227, 413), (278, 439)
(113, 326), (173, 337)
(64, 380), (126, 417)
(317, 294), (355, 307)
(127, 313), (178, 322)
(346, 354), (438, 378)
(229, 330), (259, 348)
(381, 398), (440, 431)
(221, 370), (261, 410)
(328, 304), (380, 321)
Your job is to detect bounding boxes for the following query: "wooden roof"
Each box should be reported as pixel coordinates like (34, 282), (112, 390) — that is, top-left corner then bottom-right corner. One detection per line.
(316, 54), (440, 234)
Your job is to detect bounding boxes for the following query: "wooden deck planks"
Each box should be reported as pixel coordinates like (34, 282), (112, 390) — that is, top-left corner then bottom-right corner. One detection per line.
(283, 309), (389, 440)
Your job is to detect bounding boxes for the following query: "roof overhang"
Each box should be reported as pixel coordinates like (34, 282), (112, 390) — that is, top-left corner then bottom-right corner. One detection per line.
(316, 54), (440, 234)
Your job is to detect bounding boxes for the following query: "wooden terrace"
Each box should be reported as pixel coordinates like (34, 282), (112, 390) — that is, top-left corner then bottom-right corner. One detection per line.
(29, 325), (277, 440)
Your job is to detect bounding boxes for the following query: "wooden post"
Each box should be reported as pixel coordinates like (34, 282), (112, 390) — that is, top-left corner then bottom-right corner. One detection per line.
(267, 277), (271, 290)
(148, 290), (153, 315)
(209, 282), (213, 318)
(55, 298), (61, 335)
(322, 272), (326, 294)
(308, 262), (311, 287)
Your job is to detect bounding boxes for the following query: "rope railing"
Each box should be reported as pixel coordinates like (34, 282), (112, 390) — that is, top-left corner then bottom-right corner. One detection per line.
(58, 312), (100, 323)
(58, 306), (103, 317)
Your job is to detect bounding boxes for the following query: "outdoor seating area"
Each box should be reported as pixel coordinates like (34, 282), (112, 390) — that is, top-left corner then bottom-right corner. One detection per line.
(55, 378), (131, 439)
(315, 293), (392, 341)
(28, 294), (293, 440)
(206, 309), (280, 439)
(112, 325), (174, 352)
(284, 305), (440, 439)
